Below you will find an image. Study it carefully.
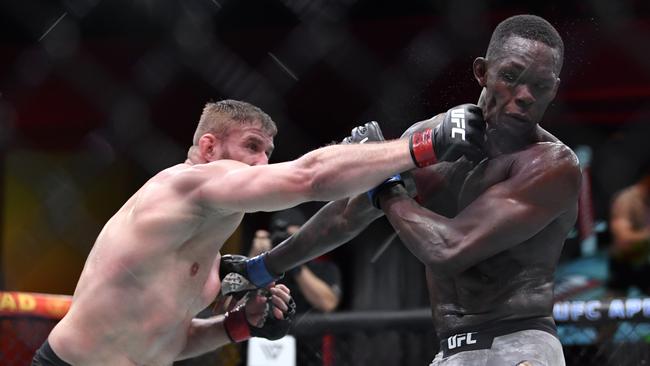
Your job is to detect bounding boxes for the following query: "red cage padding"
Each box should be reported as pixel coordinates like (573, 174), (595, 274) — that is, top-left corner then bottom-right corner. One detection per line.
(0, 292), (72, 365)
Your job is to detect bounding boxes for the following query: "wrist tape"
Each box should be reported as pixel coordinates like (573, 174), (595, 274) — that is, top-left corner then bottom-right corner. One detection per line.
(224, 307), (251, 343)
(409, 128), (437, 168)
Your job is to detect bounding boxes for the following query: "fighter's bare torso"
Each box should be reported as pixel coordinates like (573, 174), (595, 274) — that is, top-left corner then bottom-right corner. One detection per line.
(49, 163), (241, 366)
(407, 116), (578, 337)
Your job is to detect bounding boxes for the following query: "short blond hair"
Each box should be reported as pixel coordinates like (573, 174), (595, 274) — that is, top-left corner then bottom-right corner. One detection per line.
(192, 100), (277, 145)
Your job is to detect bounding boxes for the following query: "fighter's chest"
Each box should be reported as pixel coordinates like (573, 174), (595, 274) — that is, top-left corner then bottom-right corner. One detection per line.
(410, 155), (515, 215)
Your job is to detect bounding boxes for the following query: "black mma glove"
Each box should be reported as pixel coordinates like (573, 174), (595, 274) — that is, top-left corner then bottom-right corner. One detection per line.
(339, 121), (407, 208)
(220, 254), (283, 296)
(341, 121), (385, 144)
(223, 291), (297, 342)
(409, 104), (486, 167)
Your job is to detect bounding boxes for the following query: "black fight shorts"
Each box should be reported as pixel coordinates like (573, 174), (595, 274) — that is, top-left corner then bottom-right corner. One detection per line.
(31, 339), (71, 366)
(430, 317), (565, 366)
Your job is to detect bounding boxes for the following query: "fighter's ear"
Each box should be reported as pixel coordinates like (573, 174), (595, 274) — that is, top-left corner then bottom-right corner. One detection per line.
(473, 57), (487, 87)
(198, 133), (219, 160)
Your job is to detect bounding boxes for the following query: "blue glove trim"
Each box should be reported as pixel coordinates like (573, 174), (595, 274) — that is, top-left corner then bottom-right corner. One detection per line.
(246, 254), (276, 287)
(367, 174), (403, 209)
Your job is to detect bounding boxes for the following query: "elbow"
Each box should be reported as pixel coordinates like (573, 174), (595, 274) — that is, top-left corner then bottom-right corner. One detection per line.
(322, 292), (341, 313)
(425, 253), (459, 277)
(423, 239), (467, 276)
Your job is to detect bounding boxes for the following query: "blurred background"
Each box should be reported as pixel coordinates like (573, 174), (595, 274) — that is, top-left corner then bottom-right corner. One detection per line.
(1, 0), (650, 365)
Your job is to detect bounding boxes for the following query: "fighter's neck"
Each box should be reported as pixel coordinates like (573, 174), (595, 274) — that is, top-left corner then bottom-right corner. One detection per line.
(484, 129), (537, 158)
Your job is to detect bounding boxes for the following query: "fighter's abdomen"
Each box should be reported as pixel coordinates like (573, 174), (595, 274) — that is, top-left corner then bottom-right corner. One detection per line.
(428, 259), (555, 336)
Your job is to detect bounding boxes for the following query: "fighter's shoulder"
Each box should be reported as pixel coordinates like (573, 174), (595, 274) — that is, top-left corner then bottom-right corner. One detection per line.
(517, 142), (581, 187)
(159, 160), (251, 192)
(528, 141), (579, 168)
(195, 159), (250, 172)
(400, 113), (445, 138)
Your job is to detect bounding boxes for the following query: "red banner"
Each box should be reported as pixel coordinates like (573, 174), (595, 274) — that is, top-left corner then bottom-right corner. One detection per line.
(0, 291), (71, 320)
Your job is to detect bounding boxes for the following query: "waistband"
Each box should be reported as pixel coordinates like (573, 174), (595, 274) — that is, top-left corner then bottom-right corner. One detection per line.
(439, 316), (557, 358)
(32, 339), (72, 366)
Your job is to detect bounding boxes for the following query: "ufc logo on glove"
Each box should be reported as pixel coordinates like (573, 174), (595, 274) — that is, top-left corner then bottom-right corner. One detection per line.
(450, 108), (467, 141)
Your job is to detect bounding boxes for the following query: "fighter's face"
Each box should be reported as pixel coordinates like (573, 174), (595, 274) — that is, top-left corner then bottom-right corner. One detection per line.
(478, 36), (561, 138)
(215, 123), (275, 166)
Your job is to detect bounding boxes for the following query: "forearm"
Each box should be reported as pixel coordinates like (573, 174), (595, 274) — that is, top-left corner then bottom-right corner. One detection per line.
(298, 139), (415, 202)
(379, 185), (459, 274)
(294, 267), (340, 312)
(176, 316), (231, 361)
(266, 195), (382, 274)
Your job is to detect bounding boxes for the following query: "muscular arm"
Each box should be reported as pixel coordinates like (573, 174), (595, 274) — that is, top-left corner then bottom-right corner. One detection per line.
(177, 285), (292, 360)
(266, 194), (382, 274)
(196, 139), (415, 212)
(263, 116), (445, 274)
(379, 143), (581, 276)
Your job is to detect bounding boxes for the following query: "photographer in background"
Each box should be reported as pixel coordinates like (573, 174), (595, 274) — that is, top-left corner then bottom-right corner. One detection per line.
(608, 170), (650, 295)
(249, 208), (342, 365)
